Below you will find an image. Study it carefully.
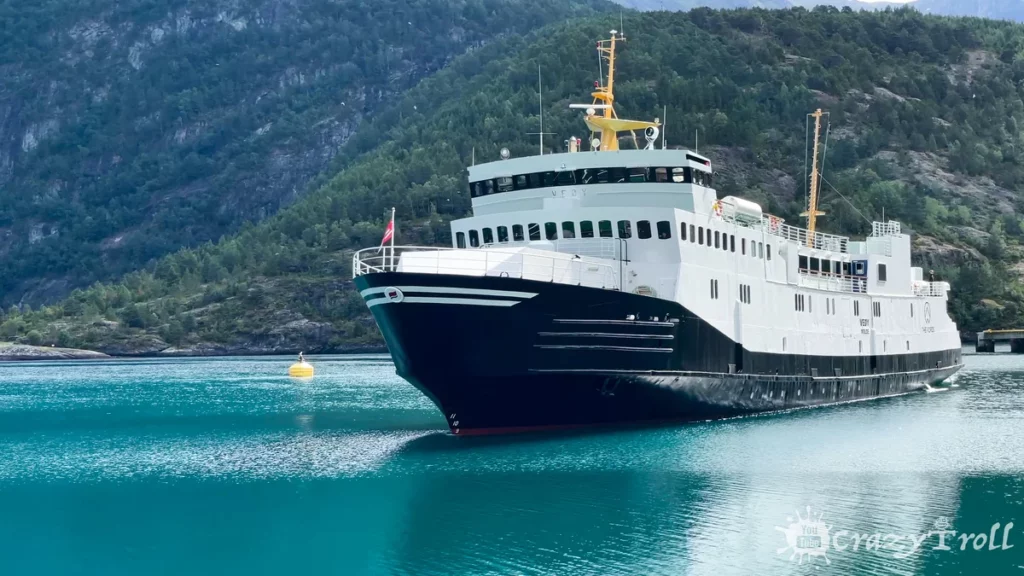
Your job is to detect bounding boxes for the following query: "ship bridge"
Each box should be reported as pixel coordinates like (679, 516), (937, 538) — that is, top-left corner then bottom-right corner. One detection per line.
(466, 149), (717, 217)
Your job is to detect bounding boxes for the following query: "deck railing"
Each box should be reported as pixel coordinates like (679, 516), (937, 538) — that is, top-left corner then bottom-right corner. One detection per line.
(912, 281), (949, 298)
(353, 245), (621, 290)
(797, 271), (867, 293)
(762, 215), (849, 253)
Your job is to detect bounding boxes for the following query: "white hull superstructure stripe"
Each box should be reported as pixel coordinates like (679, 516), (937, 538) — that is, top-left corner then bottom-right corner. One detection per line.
(367, 297), (521, 308)
(360, 286), (538, 299)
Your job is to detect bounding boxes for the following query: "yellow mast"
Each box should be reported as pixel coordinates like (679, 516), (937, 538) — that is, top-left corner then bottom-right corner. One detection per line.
(802, 108), (826, 246)
(581, 31), (658, 152)
(593, 33), (619, 151)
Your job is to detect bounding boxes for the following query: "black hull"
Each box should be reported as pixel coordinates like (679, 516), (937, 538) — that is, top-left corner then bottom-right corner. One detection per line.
(356, 273), (963, 435)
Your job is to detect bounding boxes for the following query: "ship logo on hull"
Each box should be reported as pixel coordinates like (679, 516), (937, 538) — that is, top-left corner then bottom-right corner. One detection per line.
(384, 287), (405, 303)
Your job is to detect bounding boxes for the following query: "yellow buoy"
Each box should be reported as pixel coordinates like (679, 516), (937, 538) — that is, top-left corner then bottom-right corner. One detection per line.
(288, 361), (314, 378)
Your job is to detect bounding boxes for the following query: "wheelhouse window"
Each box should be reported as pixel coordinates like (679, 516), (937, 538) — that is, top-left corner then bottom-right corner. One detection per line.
(698, 226), (704, 245)
(680, 222), (687, 241)
(741, 238), (746, 255)
(618, 220), (632, 239)
(878, 263), (888, 282)
(497, 226), (509, 243)
(545, 222), (558, 241)
(714, 230), (720, 249)
(471, 164), (702, 198)
(799, 255), (808, 270)
(456, 232), (466, 249)
(689, 224), (695, 243)
(554, 171), (575, 186)
(821, 260), (831, 274)
(810, 258), (820, 273)
(729, 235), (735, 252)
(767, 245), (772, 261)
(598, 220), (613, 238)
(528, 223), (541, 241)
(512, 224), (525, 242)
(758, 242), (763, 258)
(561, 221), (576, 239)
(580, 221), (595, 238)
(469, 230), (480, 247)
(637, 221), (652, 239)
(482, 228), (494, 244)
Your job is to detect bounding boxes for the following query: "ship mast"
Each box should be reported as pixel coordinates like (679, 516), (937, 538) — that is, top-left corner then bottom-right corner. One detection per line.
(593, 32), (619, 151)
(572, 31), (659, 152)
(802, 108), (826, 246)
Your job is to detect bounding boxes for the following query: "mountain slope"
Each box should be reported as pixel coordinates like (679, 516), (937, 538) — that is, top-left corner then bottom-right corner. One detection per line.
(614, 0), (1024, 22)
(7, 7), (1024, 352)
(0, 0), (613, 307)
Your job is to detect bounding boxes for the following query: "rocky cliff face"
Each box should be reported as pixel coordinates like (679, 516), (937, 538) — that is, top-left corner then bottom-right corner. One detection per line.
(0, 0), (610, 307)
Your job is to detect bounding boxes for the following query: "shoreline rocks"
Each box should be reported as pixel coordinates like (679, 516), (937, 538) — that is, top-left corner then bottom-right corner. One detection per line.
(0, 343), (109, 361)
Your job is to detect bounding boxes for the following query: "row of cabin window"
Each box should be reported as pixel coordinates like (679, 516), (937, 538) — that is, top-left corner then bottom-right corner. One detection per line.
(739, 284), (752, 304)
(797, 256), (887, 281)
(797, 297), (883, 318)
(469, 166), (712, 198)
(455, 219), (676, 248)
(681, 222), (772, 260)
(455, 220), (776, 258)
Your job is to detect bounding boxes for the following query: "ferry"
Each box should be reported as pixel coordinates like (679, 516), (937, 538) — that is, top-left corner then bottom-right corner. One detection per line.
(352, 31), (963, 435)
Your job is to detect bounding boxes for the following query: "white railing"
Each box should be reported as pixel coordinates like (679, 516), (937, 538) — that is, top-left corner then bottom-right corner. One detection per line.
(913, 281), (949, 297)
(871, 221), (902, 237)
(762, 215), (849, 253)
(797, 271), (867, 293)
(352, 245), (621, 290)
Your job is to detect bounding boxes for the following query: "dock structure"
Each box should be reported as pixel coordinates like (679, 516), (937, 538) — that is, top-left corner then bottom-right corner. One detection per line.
(976, 329), (1024, 353)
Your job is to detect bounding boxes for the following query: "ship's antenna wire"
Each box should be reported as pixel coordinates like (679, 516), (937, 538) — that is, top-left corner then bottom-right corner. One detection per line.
(818, 113), (831, 199)
(819, 174), (873, 227)
(803, 114), (809, 207)
(662, 105), (667, 150)
(694, 128), (698, 153)
(526, 64), (554, 155)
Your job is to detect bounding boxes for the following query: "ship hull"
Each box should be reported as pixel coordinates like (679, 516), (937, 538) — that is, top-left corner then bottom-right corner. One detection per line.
(355, 273), (963, 435)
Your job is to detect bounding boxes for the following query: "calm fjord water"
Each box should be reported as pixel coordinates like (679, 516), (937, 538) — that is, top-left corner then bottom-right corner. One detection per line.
(1, 352), (1022, 575)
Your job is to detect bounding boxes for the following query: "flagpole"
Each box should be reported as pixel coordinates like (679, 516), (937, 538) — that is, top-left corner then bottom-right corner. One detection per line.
(389, 207), (396, 271)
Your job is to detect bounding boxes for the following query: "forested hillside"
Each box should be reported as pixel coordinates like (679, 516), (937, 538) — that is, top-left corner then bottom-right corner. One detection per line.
(614, 0), (1024, 23)
(6, 6), (1024, 353)
(0, 0), (612, 307)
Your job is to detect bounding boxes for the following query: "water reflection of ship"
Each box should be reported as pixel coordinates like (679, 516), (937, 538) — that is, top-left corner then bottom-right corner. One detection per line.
(378, 400), (1016, 575)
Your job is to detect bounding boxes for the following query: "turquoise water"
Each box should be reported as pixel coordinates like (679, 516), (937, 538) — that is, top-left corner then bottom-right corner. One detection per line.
(1, 352), (1022, 575)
